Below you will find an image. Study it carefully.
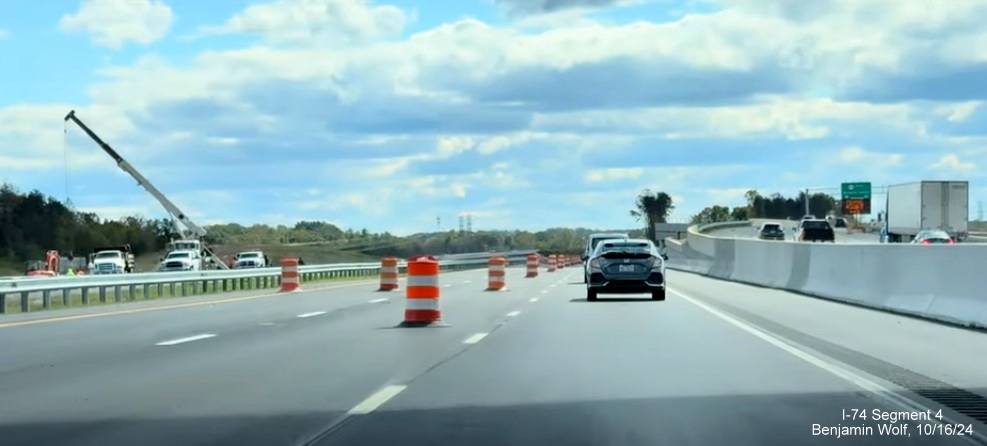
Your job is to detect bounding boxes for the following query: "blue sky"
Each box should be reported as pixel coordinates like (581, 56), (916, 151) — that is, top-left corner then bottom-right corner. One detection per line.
(3, 0), (987, 235)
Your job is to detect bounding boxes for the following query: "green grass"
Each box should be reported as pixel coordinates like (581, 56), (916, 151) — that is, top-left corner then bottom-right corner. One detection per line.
(1, 270), (380, 315)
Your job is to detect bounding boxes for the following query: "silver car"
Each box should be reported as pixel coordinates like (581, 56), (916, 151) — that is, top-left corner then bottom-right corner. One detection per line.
(585, 238), (668, 301)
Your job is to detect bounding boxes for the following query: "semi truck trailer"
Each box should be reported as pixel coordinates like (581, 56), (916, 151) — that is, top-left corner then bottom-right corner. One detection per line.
(885, 181), (969, 243)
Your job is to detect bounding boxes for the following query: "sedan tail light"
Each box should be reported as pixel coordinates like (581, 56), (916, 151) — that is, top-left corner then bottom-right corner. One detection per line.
(921, 240), (930, 245)
(948, 240), (955, 245)
(650, 255), (663, 271)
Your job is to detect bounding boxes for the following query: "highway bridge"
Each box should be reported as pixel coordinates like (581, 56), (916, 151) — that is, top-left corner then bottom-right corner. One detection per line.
(0, 239), (984, 446)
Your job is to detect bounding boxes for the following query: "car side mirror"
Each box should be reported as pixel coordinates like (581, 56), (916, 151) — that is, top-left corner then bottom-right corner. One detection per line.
(581, 255), (589, 262)
(158, 257), (163, 262)
(662, 254), (669, 261)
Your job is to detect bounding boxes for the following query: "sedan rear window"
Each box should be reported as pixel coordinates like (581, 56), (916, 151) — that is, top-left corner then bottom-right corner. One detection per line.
(600, 242), (650, 252)
(802, 221), (831, 230)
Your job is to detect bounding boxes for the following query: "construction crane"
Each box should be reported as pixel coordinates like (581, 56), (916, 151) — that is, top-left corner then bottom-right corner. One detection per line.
(64, 110), (230, 269)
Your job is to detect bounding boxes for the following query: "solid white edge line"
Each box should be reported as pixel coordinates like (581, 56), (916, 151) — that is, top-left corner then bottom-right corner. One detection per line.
(463, 332), (488, 344)
(367, 298), (388, 303)
(347, 385), (407, 415)
(297, 311), (327, 318)
(670, 287), (987, 445)
(155, 334), (216, 346)
(506, 310), (521, 317)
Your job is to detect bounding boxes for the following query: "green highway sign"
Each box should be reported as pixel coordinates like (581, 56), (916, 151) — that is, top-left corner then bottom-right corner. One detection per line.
(841, 182), (871, 200)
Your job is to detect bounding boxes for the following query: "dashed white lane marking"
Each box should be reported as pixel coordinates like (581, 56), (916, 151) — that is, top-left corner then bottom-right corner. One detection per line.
(258, 322), (275, 326)
(348, 385), (408, 415)
(463, 332), (488, 344)
(670, 287), (987, 444)
(297, 311), (327, 318)
(541, 290), (548, 294)
(549, 284), (557, 288)
(443, 284), (452, 288)
(155, 334), (216, 346)
(368, 298), (388, 303)
(529, 298), (539, 302)
(463, 280), (472, 284)
(506, 310), (521, 317)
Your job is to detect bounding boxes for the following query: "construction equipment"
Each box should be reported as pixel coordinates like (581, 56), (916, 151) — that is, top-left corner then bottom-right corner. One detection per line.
(25, 250), (60, 277)
(64, 110), (229, 269)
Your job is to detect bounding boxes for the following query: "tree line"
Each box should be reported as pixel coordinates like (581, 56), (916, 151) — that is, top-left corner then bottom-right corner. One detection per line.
(0, 183), (644, 272)
(1, 182), (843, 273)
(689, 189), (839, 225)
(623, 188), (841, 236)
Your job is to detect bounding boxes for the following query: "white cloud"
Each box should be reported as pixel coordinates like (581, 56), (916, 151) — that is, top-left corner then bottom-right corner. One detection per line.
(5, 0), (987, 231)
(935, 101), (982, 123)
(60, 0), (174, 49)
(585, 167), (644, 183)
(932, 154), (977, 172)
(0, 29), (9, 39)
(196, 0), (407, 46)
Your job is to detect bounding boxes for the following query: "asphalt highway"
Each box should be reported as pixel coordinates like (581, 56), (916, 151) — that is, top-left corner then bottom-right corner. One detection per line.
(0, 265), (984, 446)
(710, 219), (883, 244)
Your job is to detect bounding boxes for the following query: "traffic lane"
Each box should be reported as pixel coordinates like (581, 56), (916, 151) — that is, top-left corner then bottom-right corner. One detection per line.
(707, 225), (881, 244)
(669, 270), (987, 398)
(0, 268), (492, 376)
(0, 267), (556, 446)
(312, 278), (972, 446)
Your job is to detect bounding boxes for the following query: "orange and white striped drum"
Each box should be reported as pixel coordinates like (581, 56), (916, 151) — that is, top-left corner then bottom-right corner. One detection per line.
(486, 256), (507, 291)
(400, 256), (443, 327)
(547, 254), (557, 272)
(280, 258), (301, 292)
(378, 257), (399, 291)
(525, 253), (539, 278)
(557, 253), (565, 269)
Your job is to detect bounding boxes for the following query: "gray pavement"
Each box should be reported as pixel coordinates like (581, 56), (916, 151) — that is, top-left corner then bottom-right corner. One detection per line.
(0, 266), (984, 445)
(710, 219), (883, 244)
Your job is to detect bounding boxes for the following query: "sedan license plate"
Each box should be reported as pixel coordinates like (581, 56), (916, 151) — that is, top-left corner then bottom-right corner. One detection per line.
(618, 265), (635, 273)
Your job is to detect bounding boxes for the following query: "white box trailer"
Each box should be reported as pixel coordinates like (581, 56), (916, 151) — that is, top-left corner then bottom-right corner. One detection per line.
(885, 181), (969, 242)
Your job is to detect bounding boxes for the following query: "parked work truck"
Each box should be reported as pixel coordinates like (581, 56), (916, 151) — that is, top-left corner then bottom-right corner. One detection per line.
(89, 245), (136, 274)
(885, 181), (969, 243)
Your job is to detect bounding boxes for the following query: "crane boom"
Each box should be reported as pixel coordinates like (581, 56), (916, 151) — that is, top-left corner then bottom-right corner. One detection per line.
(64, 110), (208, 239)
(64, 110), (229, 269)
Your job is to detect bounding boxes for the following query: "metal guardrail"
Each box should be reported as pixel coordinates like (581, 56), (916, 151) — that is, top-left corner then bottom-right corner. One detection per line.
(0, 251), (537, 314)
(0, 250), (537, 281)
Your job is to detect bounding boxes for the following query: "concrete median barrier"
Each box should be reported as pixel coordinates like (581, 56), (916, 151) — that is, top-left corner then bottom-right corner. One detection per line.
(669, 230), (987, 329)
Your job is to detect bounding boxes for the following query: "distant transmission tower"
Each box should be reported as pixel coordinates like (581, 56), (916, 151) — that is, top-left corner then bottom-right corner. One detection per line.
(436, 216), (441, 231)
(458, 215), (465, 233)
(979, 200), (984, 222)
(466, 214), (473, 233)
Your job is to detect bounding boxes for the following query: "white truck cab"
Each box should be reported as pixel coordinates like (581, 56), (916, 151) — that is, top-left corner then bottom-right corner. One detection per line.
(91, 250), (131, 274)
(159, 250), (202, 272)
(234, 251), (267, 269)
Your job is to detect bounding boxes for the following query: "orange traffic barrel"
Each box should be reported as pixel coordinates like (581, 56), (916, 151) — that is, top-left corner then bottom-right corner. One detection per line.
(525, 254), (539, 278)
(486, 256), (507, 291)
(280, 258), (301, 292)
(378, 257), (399, 291)
(547, 254), (557, 272)
(556, 253), (564, 269)
(399, 256), (444, 327)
